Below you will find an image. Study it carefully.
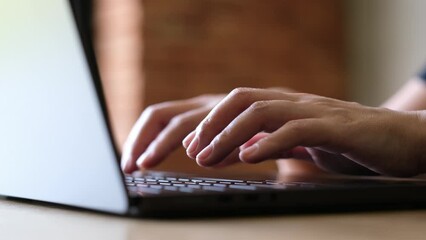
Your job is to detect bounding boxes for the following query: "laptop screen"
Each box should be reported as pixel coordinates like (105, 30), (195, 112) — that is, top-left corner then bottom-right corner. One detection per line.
(0, 0), (128, 213)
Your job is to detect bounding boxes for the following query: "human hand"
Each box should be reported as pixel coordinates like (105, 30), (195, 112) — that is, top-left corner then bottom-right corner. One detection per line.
(121, 94), (225, 173)
(183, 88), (426, 177)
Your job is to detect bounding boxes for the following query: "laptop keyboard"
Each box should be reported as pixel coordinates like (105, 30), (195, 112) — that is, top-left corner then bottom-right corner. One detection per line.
(124, 174), (319, 196)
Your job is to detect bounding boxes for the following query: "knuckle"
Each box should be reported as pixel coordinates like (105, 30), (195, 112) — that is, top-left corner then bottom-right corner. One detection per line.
(196, 116), (231, 143)
(197, 118), (227, 144)
(298, 94), (318, 103)
(299, 94), (331, 106)
(197, 118), (217, 137)
(286, 120), (307, 132)
(229, 87), (254, 100)
(313, 98), (333, 106)
(199, 118), (213, 131)
(217, 128), (232, 142)
(211, 129), (233, 148)
(348, 101), (362, 107)
(169, 115), (193, 128)
(169, 116), (185, 127)
(249, 101), (270, 114)
(144, 105), (162, 119)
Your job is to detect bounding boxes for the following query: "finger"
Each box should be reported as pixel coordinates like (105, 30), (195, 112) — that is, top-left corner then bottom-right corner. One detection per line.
(195, 100), (314, 166)
(214, 135), (270, 168)
(207, 149), (241, 169)
(135, 107), (210, 169)
(240, 119), (340, 164)
(240, 132), (270, 150)
(288, 146), (313, 161)
(182, 130), (196, 149)
(121, 99), (204, 173)
(186, 88), (299, 159)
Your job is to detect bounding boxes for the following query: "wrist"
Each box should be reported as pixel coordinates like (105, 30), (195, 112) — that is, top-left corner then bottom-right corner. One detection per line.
(267, 87), (296, 93)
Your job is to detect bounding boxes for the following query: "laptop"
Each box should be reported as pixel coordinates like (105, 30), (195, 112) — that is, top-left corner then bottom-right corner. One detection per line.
(1, 0), (426, 218)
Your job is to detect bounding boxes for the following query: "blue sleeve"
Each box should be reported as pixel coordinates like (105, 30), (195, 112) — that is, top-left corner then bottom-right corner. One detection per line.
(420, 66), (426, 81)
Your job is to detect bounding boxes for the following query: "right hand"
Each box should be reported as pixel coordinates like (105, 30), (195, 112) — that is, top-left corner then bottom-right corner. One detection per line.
(121, 94), (225, 173)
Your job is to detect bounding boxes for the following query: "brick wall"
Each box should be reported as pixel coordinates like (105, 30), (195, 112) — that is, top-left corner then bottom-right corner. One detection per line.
(143, 0), (345, 105)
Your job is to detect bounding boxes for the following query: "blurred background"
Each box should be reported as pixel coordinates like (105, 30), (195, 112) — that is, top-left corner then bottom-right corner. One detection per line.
(73, 0), (426, 174)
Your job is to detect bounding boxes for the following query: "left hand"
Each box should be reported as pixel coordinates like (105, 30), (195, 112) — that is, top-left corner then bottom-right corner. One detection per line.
(182, 88), (426, 177)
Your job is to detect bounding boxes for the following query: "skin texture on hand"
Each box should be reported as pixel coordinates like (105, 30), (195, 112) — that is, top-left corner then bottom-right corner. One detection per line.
(121, 88), (299, 173)
(183, 87), (426, 177)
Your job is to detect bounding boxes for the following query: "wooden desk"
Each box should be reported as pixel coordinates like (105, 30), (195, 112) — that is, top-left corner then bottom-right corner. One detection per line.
(1, 198), (424, 240)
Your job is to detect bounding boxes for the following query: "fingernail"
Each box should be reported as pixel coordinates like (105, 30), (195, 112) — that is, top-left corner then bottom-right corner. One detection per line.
(196, 145), (213, 164)
(186, 137), (199, 156)
(183, 131), (196, 149)
(241, 144), (258, 161)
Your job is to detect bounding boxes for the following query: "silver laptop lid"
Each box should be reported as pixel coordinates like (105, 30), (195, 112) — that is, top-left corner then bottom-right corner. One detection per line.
(0, 1), (128, 214)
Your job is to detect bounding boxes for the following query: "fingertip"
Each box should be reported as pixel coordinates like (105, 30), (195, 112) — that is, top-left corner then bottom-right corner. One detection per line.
(121, 153), (133, 173)
(136, 151), (157, 169)
(195, 145), (213, 165)
(121, 159), (128, 172)
(239, 144), (259, 163)
(136, 154), (146, 168)
(186, 136), (199, 158)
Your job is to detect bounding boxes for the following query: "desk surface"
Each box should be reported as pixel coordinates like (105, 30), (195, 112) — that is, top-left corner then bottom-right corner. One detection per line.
(1, 198), (425, 240)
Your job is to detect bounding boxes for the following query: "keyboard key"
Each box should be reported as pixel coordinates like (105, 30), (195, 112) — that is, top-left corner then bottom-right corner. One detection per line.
(179, 187), (195, 193)
(171, 181), (184, 184)
(234, 182), (249, 186)
(134, 180), (146, 183)
(213, 184), (227, 187)
(184, 182), (197, 185)
(204, 178), (244, 183)
(247, 181), (264, 184)
(219, 181), (232, 185)
(250, 184), (287, 189)
(190, 179), (203, 183)
(136, 183), (149, 188)
(202, 186), (226, 192)
(172, 183), (186, 187)
(229, 185), (257, 191)
(204, 180), (219, 184)
(164, 186), (178, 191)
(187, 185), (201, 189)
(145, 183), (162, 186)
(199, 183), (212, 186)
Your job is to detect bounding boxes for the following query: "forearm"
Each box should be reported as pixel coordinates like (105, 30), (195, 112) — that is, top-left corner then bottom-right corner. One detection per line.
(381, 78), (426, 111)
